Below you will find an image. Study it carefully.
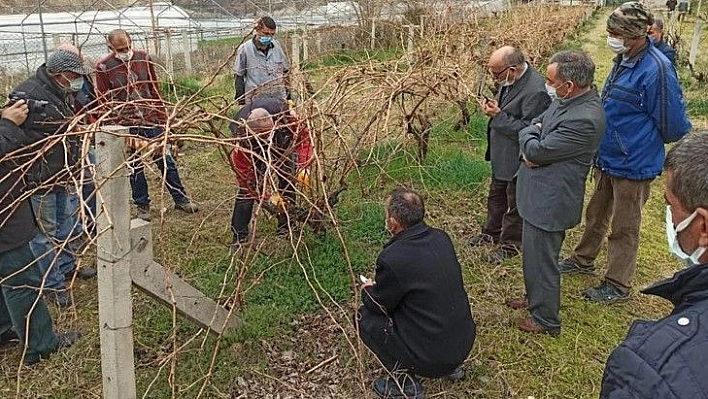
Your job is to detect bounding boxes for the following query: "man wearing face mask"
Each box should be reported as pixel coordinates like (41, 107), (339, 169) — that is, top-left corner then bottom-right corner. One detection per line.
(233, 16), (290, 105)
(648, 18), (675, 65)
(357, 188), (475, 399)
(559, 2), (691, 304)
(506, 50), (605, 335)
(95, 29), (199, 221)
(469, 46), (550, 264)
(600, 131), (708, 398)
(11, 50), (92, 307)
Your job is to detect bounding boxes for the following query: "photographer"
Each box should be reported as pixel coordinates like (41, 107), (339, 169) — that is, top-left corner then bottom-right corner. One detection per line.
(0, 101), (80, 365)
(12, 50), (93, 307)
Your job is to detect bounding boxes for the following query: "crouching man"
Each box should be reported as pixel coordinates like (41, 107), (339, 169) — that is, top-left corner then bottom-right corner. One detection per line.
(356, 188), (476, 399)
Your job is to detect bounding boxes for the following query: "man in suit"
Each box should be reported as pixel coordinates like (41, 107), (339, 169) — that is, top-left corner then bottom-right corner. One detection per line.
(357, 188), (476, 399)
(469, 46), (551, 263)
(506, 50), (606, 335)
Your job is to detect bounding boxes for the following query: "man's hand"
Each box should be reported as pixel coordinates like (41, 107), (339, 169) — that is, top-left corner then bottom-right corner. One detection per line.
(522, 154), (539, 168)
(480, 98), (501, 117)
(1, 100), (29, 126)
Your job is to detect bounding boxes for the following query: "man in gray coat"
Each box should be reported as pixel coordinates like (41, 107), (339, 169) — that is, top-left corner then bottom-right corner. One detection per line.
(506, 51), (606, 335)
(470, 46), (551, 263)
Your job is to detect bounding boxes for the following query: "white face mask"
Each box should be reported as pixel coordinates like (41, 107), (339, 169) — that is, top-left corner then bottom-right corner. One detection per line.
(607, 36), (629, 54)
(69, 77), (84, 92)
(545, 83), (558, 100)
(116, 50), (133, 62)
(666, 205), (707, 267)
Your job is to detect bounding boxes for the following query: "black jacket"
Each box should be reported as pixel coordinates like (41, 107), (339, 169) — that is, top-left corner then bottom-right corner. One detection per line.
(12, 65), (79, 188)
(0, 118), (40, 253)
(361, 222), (476, 373)
(601, 263), (708, 398)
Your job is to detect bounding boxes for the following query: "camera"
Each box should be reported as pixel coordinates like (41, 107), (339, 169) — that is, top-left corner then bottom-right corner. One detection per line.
(7, 91), (49, 114)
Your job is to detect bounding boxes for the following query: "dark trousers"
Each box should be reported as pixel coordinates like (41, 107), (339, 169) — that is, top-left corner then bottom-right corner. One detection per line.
(483, 177), (522, 247)
(128, 127), (189, 206)
(522, 221), (564, 332)
(357, 307), (458, 378)
(231, 159), (297, 242)
(0, 243), (59, 364)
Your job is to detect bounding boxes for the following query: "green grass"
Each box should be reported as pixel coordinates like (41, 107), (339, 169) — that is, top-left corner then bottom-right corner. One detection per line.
(303, 48), (405, 69)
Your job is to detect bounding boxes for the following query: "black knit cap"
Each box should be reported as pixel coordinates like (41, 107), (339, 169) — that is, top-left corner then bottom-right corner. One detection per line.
(46, 50), (93, 75)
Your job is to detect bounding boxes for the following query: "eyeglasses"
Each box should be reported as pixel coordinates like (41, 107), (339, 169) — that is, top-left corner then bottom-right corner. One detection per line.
(489, 66), (513, 79)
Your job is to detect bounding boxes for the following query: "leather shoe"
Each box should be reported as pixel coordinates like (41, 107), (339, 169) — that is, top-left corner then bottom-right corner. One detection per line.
(373, 373), (424, 399)
(516, 317), (559, 337)
(0, 329), (19, 346)
(175, 201), (199, 214)
(445, 366), (465, 382)
(505, 296), (528, 310)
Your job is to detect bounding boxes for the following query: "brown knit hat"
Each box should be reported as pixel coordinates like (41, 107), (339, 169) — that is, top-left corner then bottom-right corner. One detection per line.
(607, 2), (654, 39)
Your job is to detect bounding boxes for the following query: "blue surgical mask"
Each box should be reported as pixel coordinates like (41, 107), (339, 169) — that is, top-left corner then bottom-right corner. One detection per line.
(258, 36), (273, 45)
(666, 205), (706, 267)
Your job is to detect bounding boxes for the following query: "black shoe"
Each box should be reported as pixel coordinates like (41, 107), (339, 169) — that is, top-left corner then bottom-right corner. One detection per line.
(57, 331), (81, 349)
(468, 233), (497, 247)
(582, 281), (629, 304)
(137, 204), (151, 221)
(558, 258), (595, 275)
(445, 366), (465, 382)
(66, 267), (97, 280)
(0, 329), (19, 346)
(175, 201), (199, 214)
(24, 330), (81, 366)
(373, 373), (424, 399)
(45, 290), (72, 308)
(487, 245), (520, 264)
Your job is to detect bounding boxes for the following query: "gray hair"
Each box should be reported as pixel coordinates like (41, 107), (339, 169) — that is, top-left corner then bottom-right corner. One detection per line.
(387, 188), (425, 229)
(653, 18), (664, 31)
(502, 47), (525, 68)
(549, 50), (595, 88)
(665, 131), (708, 212)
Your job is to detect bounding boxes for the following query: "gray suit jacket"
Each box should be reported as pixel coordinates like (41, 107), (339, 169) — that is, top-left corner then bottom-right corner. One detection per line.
(485, 63), (551, 181)
(516, 88), (606, 232)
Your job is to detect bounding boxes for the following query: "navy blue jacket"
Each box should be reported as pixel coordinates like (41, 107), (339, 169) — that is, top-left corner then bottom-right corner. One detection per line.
(601, 264), (708, 398)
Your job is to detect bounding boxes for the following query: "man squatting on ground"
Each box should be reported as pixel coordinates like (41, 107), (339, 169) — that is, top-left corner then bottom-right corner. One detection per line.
(357, 188), (476, 399)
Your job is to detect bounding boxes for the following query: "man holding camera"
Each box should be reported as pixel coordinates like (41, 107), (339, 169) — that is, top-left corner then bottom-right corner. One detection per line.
(1, 100), (80, 365)
(12, 50), (95, 307)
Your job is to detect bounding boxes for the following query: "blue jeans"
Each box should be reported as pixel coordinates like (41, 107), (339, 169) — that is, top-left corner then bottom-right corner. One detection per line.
(128, 127), (188, 206)
(29, 189), (77, 290)
(0, 243), (59, 364)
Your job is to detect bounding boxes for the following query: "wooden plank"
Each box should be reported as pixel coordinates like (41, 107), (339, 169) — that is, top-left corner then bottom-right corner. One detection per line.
(689, 19), (704, 67)
(128, 222), (242, 335)
(95, 126), (137, 399)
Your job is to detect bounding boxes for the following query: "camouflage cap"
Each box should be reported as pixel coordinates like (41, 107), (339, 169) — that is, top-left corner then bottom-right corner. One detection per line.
(607, 1), (654, 39)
